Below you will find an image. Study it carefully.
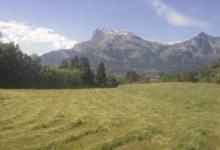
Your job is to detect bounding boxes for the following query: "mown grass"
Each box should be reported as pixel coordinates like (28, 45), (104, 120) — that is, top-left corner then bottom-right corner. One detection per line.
(0, 82), (220, 150)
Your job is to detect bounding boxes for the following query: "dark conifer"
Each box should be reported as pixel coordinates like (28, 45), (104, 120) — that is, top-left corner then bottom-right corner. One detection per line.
(96, 62), (106, 86)
(71, 55), (79, 69)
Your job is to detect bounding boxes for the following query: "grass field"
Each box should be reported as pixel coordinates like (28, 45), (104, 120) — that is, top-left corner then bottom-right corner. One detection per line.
(0, 83), (220, 150)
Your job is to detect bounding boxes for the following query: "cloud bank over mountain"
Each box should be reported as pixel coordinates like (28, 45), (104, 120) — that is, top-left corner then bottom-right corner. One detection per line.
(0, 21), (78, 49)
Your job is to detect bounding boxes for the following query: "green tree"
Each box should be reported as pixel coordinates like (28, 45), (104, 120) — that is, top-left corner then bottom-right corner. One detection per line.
(158, 72), (165, 77)
(0, 32), (88, 88)
(75, 56), (94, 85)
(58, 60), (69, 69)
(95, 62), (106, 86)
(81, 67), (94, 85)
(0, 42), (24, 82)
(70, 55), (79, 69)
(106, 74), (119, 87)
(31, 53), (41, 66)
(182, 71), (198, 82)
(0, 34), (41, 87)
(141, 76), (150, 83)
(81, 57), (90, 68)
(211, 74), (220, 84)
(124, 70), (139, 83)
(174, 73), (181, 82)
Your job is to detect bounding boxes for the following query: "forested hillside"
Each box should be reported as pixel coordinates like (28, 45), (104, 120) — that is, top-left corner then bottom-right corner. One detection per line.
(157, 59), (220, 84)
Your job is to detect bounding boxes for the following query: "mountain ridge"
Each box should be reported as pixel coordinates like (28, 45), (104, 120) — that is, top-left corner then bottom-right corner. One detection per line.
(40, 29), (220, 76)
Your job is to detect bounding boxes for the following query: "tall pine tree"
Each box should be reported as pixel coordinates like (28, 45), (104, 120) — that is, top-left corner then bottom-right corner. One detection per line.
(70, 55), (79, 69)
(80, 57), (94, 85)
(95, 62), (106, 86)
(58, 60), (69, 69)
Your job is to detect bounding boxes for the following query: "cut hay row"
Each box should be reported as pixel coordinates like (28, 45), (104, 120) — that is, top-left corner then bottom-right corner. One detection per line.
(0, 83), (220, 149)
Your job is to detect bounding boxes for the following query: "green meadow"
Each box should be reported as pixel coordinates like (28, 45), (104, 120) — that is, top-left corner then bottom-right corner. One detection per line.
(0, 83), (220, 150)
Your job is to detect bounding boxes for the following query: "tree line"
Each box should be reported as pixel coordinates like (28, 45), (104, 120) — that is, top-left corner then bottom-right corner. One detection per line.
(0, 32), (119, 88)
(119, 70), (150, 84)
(0, 31), (151, 88)
(157, 59), (220, 84)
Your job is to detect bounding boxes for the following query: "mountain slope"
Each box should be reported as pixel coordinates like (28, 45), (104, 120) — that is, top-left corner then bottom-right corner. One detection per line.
(196, 59), (220, 83)
(41, 29), (220, 76)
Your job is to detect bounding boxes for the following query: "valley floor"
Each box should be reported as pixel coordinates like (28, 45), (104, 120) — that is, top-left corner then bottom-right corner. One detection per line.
(0, 83), (220, 150)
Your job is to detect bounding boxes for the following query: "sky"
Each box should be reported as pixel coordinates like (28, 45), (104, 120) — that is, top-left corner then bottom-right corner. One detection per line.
(0, 0), (220, 56)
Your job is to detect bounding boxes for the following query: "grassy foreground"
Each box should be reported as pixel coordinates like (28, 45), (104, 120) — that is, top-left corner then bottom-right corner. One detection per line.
(0, 83), (220, 150)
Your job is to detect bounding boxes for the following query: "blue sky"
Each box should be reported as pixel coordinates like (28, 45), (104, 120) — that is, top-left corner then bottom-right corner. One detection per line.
(0, 0), (219, 55)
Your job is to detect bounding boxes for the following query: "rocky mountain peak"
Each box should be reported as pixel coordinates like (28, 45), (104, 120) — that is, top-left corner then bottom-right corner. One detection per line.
(198, 32), (208, 38)
(41, 30), (220, 76)
(92, 28), (135, 40)
(92, 28), (103, 39)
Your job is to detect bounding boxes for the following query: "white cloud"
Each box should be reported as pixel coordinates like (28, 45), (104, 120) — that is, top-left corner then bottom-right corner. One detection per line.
(0, 21), (78, 49)
(53, 41), (60, 48)
(147, 0), (211, 31)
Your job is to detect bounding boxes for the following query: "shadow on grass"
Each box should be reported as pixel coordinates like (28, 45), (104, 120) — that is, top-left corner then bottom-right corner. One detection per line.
(0, 82), (119, 90)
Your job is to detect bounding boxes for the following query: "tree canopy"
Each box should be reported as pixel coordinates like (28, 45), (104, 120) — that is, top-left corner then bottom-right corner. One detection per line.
(157, 59), (220, 84)
(0, 31), (120, 88)
(95, 62), (106, 86)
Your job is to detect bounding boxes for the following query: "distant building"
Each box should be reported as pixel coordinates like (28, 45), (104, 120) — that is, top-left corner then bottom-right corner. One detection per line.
(150, 79), (157, 83)
(116, 76), (122, 79)
(150, 75), (159, 83)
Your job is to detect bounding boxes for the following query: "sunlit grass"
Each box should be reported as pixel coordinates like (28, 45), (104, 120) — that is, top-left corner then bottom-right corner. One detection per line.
(0, 83), (220, 149)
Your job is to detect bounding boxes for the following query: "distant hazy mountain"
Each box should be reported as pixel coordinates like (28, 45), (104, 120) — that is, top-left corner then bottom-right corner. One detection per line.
(41, 28), (220, 76)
